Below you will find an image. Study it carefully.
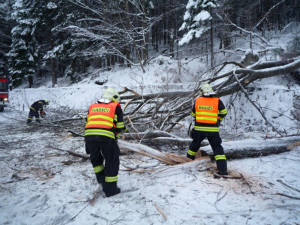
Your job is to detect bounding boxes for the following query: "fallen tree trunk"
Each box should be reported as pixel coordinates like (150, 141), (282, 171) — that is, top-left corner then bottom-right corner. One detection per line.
(123, 131), (209, 148)
(216, 58), (300, 97)
(122, 137), (300, 164)
(201, 136), (300, 159)
(123, 130), (182, 139)
(152, 157), (211, 178)
(121, 91), (192, 100)
(118, 140), (191, 165)
(226, 145), (294, 159)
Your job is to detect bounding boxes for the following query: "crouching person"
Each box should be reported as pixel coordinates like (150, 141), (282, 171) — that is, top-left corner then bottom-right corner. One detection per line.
(85, 87), (127, 197)
(27, 100), (49, 124)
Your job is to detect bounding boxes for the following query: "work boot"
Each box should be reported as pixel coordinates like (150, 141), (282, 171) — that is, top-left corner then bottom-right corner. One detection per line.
(95, 172), (105, 187)
(186, 154), (195, 160)
(216, 159), (227, 173)
(103, 182), (121, 197)
(217, 170), (228, 175)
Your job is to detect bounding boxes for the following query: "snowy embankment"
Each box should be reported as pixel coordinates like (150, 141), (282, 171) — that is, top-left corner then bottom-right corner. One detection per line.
(10, 85), (103, 111)
(10, 82), (195, 113)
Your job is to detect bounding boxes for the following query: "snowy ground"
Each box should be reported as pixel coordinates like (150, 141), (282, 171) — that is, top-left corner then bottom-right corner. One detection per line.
(1, 88), (300, 225)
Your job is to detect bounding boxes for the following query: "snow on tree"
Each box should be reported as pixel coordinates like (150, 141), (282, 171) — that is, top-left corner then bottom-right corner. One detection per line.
(178, 0), (217, 46)
(62, 0), (155, 73)
(0, 0), (13, 75)
(8, 0), (74, 87)
(8, 0), (38, 87)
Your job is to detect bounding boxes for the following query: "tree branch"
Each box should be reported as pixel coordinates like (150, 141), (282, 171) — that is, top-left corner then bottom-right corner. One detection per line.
(232, 70), (283, 136)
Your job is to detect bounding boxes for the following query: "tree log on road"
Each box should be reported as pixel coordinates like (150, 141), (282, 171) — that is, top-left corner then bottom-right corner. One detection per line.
(119, 137), (300, 165)
(201, 136), (300, 159)
(118, 140), (191, 165)
(122, 131), (209, 149)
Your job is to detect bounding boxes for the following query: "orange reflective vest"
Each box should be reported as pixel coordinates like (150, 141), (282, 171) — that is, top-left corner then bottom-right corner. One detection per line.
(195, 97), (219, 124)
(85, 102), (118, 130)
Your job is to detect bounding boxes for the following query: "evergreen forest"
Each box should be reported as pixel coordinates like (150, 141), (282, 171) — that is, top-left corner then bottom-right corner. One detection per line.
(0, 0), (299, 87)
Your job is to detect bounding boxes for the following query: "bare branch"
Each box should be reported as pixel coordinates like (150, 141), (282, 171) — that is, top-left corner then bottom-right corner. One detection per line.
(253, 0), (286, 30)
(275, 193), (300, 200)
(47, 145), (89, 160)
(232, 69), (283, 136)
(277, 179), (300, 193)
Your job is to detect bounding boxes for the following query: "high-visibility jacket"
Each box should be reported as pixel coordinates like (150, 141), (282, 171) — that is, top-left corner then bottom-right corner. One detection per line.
(85, 102), (119, 139)
(195, 97), (219, 124)
(191, 97), (227, 133)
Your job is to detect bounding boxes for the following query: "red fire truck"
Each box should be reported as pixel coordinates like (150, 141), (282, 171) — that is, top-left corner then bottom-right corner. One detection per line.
(0, 76), (10, 112)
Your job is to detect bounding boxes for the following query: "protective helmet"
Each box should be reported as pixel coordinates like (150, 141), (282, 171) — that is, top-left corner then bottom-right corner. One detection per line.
(200, 83), (215, 96)
(44, 100), (49, 105)
(102, 87), (120, 102)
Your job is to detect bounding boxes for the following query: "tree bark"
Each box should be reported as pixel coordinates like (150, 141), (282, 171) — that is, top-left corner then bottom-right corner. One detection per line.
(51, 58), (57, 87)
(201, 136), (300, 160)
(210, 6), (214, 68)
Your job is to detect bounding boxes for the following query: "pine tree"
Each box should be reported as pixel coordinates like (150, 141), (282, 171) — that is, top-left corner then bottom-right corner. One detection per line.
(34, 0), (72, 86)
(46, 0), (108, 83)
(8, 0), (74, 86)
(0, 0), (13, 76)
(8, 0), (39, 87)
(178, 0), (217, 46)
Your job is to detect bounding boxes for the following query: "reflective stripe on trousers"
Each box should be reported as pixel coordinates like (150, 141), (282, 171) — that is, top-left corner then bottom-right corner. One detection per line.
(105, 176), (118, 183)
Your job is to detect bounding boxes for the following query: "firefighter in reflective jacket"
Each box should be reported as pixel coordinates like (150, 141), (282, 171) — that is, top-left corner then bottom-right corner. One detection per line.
(186, 83), (228, 175)
(85, 87), (127, 197)
(27, 100), (49, 124)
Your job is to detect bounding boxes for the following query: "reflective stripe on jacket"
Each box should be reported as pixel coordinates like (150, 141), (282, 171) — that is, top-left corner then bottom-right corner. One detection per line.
(195, 97), (219, 124)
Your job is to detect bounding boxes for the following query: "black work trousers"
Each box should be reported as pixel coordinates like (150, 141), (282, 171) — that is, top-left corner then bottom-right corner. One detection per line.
(189, 131), (227, 172)
(86, 138), (120, 182)
(27, 109), (40, 124)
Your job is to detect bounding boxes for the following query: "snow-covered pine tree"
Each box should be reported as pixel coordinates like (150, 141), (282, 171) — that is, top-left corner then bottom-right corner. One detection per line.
(0, 0), (13, 75)
(8, 0), (73, 87)
(35, 0), (71, 87)
(178, 0), (217, 46)
(179, 0), (217, 67)
(8, 0), (40, 87)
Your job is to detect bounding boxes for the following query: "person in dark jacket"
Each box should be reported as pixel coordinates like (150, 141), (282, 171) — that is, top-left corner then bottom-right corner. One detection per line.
(27, 100), (49, 124)
(85, 87), (127, 197)
(186, 83), (228, 175)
